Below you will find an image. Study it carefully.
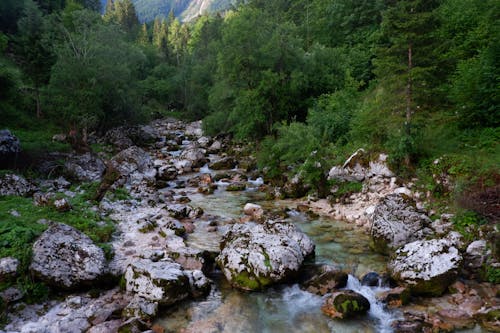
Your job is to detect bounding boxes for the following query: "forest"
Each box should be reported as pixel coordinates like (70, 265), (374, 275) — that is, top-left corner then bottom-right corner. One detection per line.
(1, 0), (498, 220)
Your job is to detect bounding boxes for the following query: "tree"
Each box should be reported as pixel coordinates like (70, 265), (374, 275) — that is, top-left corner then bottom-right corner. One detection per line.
(47, 9), (146, 151)
(15, 0), (54, 118)
(114, 0), (138, 33)
(137, 22), (149, 45)
(373, 0), (440, 164)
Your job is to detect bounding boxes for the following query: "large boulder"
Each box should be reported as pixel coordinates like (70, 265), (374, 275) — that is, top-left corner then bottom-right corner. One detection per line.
(124, 259), (190, 305)
(0, 129), (21, 155)
(209, 157), (237, 170)
(216, 220), (315, 291)
(30, 223), (107, 289)
(104, 125), (158, 150)
(110, 146), (156, 185)
(370, 194), (432, 254)
(328, 150), (393, 182)
(321, 290), (370, 319)
(180, 147), (207, 168)
(64, 153), (106, 182)
(0, 174), (37, 197)
(388, 238), (462, 296)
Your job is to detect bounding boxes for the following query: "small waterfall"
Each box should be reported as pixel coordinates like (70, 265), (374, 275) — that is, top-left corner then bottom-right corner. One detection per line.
(345, 275), (398, 333)
(199, 164), (212, 174)
(248, 177), (264, 186)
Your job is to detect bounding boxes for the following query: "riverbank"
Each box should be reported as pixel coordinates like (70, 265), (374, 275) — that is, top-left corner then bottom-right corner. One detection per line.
(0, 119), (498, 332)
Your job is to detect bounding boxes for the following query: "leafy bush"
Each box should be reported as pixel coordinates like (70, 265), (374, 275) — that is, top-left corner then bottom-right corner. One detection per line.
(329, 179), (363, 202)
(483, 266), (500, 284)
(452, 210), (487, 241)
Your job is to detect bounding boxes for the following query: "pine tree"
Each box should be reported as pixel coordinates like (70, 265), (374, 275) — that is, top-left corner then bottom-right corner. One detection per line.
(152, 17), (162, 48)
(374, 0), (440, 164)
(103, 0), (115, 22)
(138, 23), (149, 45)
(114, 0), (138, 33)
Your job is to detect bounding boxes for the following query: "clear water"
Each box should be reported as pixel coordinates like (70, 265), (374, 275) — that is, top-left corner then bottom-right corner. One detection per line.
(155, 187), (398, 332)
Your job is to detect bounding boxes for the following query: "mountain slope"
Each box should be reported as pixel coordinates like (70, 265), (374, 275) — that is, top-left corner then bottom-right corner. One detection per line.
(100, 0), (236, 22)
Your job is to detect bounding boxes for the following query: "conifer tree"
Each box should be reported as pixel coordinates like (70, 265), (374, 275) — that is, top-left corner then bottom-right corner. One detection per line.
(138, 22), (149, 45)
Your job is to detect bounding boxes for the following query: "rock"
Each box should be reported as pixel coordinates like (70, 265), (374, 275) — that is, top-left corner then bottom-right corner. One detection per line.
(209, 157), (237, 170)
(105, 125), (158, 150)
(226, 182), (246, 191)
(198, 184), (217, 195)
(282, 174), (309, 199)
(199, 173), (213, 185)
(185, 269), (211, 298)
(360, 272), (380, 287)
(328, 151), (394, 182)
(243, 203), (264, 222)
(122, 296), (158, 320)
(180, 147), (207, 168)
(377, 287), (410, 308)
(173, 159), (193, 173)
(167, 248), (208, 272)
(104, 127), (134, 150)
(164, 219), (186, 236)
(52, 133), (67, 142)
(388, 238), (462, 296)
(30, 223), (107, 289)
(185, 121), (203, 137)
(0, 174), (37, 197)
(53, 198), (72, 212)
(64, 153), (106, 182)
(370, 194), (432, 254)
(0, 257), (19, 281)
(391, 313), (426, 333)
(0, 129), (21, 154)
(111, 146), (156, 185)
(464, 240), (488, 275)
(156, 165), (178, 181)
(118, 318), (149, 333)
(321, 290), (370, 319)
(33, 192), (55, 206)
(165, 204), (193, 219)
(87, 320), (123, 333)
(303, 269), (348, 295)
(216, 220), (315, 290)
(124, 259), (190, 305)
(208, 140), (222, 153)
(0, 286), (24, 303)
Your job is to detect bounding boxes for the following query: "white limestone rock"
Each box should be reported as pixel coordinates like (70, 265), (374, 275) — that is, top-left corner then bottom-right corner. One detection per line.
(388, 238), (462, 296)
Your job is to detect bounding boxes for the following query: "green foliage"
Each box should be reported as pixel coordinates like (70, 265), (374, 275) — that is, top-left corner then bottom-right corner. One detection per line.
(0, 185), (116, 302)
(452, 210), (487, 241)
(483, 266), (500, 284)
(330, 180), (363, 201)
(449, 45), (500, 128)
(47, 9), (147, 136)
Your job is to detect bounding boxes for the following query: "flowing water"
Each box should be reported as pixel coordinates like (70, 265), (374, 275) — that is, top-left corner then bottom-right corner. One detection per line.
(155, 179), (401, 332)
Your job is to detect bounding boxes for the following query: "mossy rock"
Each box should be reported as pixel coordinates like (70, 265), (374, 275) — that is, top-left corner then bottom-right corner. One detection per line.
(226, 183), (246, 191)
(321, 290), (370, 319)
(303, 270), (348, 295)
(231, 270), (273, 291)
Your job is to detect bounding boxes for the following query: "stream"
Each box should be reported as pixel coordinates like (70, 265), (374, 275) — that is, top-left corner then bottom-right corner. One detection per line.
(155, 171), (401, 332)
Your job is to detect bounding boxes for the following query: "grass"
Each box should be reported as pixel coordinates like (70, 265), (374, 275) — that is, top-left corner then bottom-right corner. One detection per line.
(0, 183), (116, 303)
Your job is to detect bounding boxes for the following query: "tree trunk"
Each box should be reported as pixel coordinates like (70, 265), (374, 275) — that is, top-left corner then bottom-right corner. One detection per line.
(35, 87), (42, 118)
(406, 43), (412, 136)
(404, 43), (413, 166)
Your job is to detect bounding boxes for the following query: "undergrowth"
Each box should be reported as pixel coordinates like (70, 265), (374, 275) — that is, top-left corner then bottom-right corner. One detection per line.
(0, 183), (118, 304)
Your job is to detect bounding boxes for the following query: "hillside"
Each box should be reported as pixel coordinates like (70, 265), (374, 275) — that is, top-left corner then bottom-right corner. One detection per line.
(100, 0), (236, 22)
